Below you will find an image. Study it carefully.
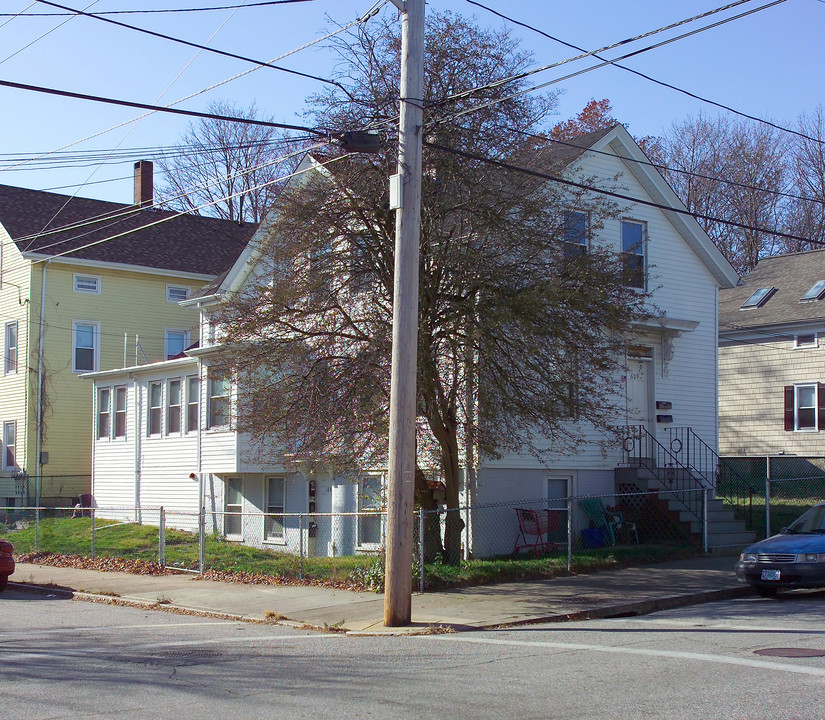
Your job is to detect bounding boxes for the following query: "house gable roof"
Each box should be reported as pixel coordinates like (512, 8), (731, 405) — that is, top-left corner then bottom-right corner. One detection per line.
(205, 126), (739, 304)
(719, 250), (825, 332)
(0, 184), (255, 275)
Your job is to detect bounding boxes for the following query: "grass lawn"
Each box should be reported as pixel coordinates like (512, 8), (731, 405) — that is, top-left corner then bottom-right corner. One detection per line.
(2, 515), (702, 592)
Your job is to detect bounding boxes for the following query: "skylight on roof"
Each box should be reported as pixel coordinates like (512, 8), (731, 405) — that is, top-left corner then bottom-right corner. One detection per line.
(800, 280), (825, 303)
(741, 287), (776, 309)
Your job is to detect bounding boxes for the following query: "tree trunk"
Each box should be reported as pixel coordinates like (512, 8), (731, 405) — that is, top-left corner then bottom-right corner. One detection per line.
(414, 466), (443, 563)
(440, 415), (465, 566)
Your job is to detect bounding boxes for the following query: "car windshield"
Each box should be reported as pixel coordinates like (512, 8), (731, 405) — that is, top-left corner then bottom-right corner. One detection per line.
(786, 505), (825, 534)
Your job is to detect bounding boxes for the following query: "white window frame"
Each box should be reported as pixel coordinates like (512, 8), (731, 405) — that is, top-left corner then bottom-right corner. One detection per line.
(72, 321), (100, 373)
(4, 321), (18, 374)
(562, 209), (588, 255)
(2, 420), (16, 470)
(357, 476), (383, 549)
(164, 329), (189, 361)
(166, 284), (191, 303)
(73, 273), (101, 294)
(794, 383), (818, 432)
(208, 374), (231, 429)
(794, 333), (818, 349)
(114, 386), (127, 439)
(264, 476), (286, 543)
(166, 378), (182, 435)
(148, 381), (163, 436)
(225, 477), (243, 539)
(186, 376), (200, 433)
(621, 219), (647, 290)
(97, 387), (111, 440)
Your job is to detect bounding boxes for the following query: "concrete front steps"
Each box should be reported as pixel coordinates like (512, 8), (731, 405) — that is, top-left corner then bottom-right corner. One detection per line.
(615, 466), (756, 556)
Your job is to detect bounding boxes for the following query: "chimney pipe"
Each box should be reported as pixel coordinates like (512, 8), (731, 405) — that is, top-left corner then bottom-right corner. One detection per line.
(134, 160), (153, 208)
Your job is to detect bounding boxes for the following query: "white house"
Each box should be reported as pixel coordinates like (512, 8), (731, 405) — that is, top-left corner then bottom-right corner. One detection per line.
(86, 126), (740, 558)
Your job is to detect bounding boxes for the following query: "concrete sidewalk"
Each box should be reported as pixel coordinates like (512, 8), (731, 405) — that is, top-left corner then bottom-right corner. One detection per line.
(8, 556), (750, 634)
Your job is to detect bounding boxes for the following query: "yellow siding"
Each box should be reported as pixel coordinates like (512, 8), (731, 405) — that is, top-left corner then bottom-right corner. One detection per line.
(0, 231), (33, 493)
(35, 260), (208, 491)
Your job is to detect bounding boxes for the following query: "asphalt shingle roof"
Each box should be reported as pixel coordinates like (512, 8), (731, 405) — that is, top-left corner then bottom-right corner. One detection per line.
(719, 250), (825, 331)
(0, 184), (255, 275)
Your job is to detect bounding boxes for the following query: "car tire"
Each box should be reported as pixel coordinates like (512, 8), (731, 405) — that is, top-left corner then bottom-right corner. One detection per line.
(0, 574), (7, 592)
(755, 585), (778, 598)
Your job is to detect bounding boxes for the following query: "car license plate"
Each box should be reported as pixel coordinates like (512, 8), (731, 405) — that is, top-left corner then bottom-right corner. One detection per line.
(761, 569), (780, 581)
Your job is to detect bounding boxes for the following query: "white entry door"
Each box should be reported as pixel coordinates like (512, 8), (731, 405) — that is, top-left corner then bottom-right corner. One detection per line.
(626, 350), (654, 436)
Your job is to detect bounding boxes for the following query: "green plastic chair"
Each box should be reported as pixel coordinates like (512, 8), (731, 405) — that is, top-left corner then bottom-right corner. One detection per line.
(579, 498), (622, 546)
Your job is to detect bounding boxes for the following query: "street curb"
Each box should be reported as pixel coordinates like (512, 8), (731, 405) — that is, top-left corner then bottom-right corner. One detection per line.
(485, 585), (755, 629)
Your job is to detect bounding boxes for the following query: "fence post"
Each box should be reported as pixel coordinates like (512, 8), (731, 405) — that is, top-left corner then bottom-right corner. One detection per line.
(299, 513), (304, 581)
(418, 508), (425, 593)
(159, 507), (166, 568)
(702, 487), (709, 554)
(198, 503), (205, 574)
(765, 456), (772, 539)
(91, 508), (96, 559)
(566, 496), (572, 572)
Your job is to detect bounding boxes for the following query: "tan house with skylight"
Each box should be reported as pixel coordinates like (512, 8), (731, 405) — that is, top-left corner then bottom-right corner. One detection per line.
(719, 250), (825, 455)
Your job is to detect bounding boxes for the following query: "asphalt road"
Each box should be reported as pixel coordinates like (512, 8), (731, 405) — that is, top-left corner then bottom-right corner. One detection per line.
(2, 588), (824, 719)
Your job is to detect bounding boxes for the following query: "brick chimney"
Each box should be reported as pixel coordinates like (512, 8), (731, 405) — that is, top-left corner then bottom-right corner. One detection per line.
(134, 160), (153, 207)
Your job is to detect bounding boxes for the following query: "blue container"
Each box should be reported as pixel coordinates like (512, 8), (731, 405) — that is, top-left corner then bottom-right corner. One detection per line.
(581, 528), (604, 549)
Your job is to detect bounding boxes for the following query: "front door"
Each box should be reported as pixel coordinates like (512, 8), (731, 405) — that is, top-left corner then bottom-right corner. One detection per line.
(626, 348), (654, 438)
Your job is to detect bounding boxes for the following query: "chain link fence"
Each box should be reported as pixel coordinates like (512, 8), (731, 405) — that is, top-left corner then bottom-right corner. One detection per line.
(2, 486), (710, 591)
(0, 474), (91, 507)
(723, 456), (825, 538)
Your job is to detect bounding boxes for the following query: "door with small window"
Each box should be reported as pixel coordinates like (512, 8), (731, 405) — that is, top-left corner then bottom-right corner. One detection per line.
(626, 347), (654, 436)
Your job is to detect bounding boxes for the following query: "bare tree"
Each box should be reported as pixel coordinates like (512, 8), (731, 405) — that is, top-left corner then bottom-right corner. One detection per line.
(157, 101), (301, 223)
(214, 13), (650, 563)
(655, 113), (791, 274)
(783, 106), (825, 253)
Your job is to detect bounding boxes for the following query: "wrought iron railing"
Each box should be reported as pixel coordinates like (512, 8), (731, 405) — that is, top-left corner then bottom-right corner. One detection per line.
(666, 427), (762, 531)
(619, 424), (706, 525)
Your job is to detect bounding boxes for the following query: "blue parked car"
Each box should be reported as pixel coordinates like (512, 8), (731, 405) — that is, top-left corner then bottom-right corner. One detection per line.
(736, 502), (825, 597)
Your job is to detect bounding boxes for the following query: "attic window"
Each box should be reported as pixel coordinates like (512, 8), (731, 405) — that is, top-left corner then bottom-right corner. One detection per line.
(741, 287), (776, 309)
(800, 280), (825, 303)
(74, 274), (101, 294)
(167, 285), (190, 303)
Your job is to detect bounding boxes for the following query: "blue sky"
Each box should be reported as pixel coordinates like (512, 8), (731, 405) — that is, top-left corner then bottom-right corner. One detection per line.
(1, 0), (821, 204)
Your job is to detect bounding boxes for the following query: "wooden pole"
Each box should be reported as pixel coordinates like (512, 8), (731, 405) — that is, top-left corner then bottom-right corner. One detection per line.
(384, 0), (424, 627)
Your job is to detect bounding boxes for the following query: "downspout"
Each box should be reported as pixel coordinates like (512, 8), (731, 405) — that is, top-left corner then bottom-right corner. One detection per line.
(35, 259), (50, 508)
(133, 375), (141, 522)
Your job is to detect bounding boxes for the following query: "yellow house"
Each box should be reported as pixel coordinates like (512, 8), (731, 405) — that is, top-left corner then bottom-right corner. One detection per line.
(0, 162), (254, 506)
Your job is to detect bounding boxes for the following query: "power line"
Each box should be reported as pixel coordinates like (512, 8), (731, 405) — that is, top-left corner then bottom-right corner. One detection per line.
(427, 141), (821, 247)
(5, 0), (322, 15)
(27, 151), (352, 264)
(428, 1), (789, 138)
(504, 127), (825, 208)
(465, 0), (818, 145)
(0, 78), (326, 135)
(36, 0), (343, 90)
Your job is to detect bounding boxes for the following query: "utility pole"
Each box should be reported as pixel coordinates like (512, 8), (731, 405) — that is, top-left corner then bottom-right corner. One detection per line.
(384, 0), (424, 627)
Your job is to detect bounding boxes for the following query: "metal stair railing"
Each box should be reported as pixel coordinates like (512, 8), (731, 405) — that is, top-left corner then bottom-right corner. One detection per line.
(619, 424), (706, 524)
(666, 426), (762, 531)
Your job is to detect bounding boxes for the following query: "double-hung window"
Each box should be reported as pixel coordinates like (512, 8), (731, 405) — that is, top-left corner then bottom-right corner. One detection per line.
(166, 379), (181, 434)
(4, 321), (17, 374)
(114, 387), (127, 438)
(97, 388), (111, 439)
(358, 476), (383, 547)
(208, 374), (230, 428)
(73, 321), (99, 373)
(784, 384), (822, 431)
(225, 478), (242, 537)
(148, 381), (162, 435)
(165, 330), (189, 360)
(562, 210), (588, 258)
(2, 421), (15, 470)
(621, 220), (646, 289)
(265, 477), (286, 541)
(186, 376), (200, 432)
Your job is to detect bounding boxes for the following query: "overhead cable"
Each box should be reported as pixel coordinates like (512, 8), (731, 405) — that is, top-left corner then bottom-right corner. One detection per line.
(465, 0), (818, 144)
